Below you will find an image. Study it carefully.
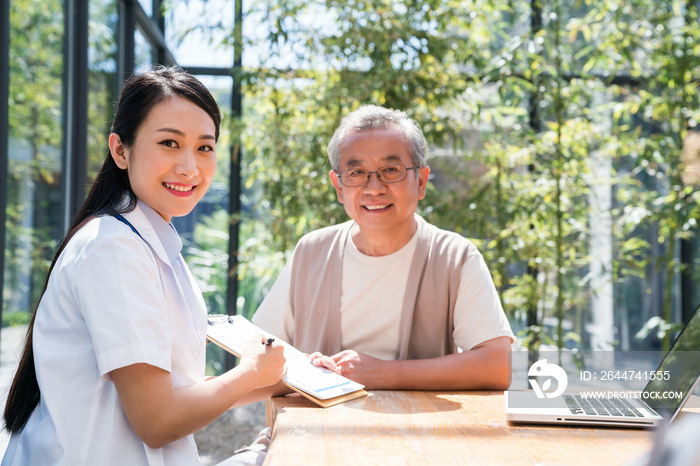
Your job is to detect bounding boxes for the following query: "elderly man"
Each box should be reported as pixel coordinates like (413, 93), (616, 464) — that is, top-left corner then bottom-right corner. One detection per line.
(252, 105), (513, 390)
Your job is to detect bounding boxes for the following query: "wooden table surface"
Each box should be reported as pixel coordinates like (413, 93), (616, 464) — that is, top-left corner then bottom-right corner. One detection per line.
(264, 390), (700, 466)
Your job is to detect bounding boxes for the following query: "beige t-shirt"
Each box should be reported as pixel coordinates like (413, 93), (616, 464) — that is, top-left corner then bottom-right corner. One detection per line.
(337, 232), (417, 359)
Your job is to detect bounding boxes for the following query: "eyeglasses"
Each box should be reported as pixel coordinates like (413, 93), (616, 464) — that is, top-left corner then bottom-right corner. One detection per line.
(336, 164), (419, 187)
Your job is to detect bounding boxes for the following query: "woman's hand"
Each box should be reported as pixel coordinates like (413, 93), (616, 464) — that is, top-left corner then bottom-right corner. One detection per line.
(238, 334), (287, 389)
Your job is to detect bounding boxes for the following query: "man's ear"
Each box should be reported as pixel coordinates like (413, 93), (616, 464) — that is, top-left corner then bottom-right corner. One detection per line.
(109, 133), (129, 170)
(329, 170), (345, 204)
(417, 166), (430, 200)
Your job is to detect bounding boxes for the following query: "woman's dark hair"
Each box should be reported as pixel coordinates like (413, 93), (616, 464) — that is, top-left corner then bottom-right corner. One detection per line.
(3, 65), (221, 434)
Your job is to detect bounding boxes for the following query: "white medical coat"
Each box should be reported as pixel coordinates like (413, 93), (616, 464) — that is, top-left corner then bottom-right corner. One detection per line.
(2, 201), (208, 466)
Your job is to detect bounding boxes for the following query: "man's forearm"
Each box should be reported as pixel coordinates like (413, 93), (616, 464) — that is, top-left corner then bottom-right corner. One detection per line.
(337, 336), (512, 390)
(383, 344), (510, 390)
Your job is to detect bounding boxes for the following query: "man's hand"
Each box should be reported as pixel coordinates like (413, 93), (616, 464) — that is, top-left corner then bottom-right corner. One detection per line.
(308, 352), (339, 372)
(309, 350), (388, 387)
(329, 350), (387, 386)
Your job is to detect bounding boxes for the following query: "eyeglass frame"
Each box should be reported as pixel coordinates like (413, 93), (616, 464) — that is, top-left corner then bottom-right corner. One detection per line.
(334, 163), (421, 187)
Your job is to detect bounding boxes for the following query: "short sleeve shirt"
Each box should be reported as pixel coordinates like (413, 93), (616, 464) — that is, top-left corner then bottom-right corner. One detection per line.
(253, 219), (514, 360)
(2, 201), (208, 466)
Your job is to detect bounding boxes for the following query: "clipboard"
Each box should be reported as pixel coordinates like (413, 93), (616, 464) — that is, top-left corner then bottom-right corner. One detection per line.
(206, 315), (368, 408)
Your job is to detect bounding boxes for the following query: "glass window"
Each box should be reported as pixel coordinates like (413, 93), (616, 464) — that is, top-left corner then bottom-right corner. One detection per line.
(166, 0), (234, 68)
(87, 0), (118, 183)
(137, 0), (152, 17)
(134, 26), (153, 72)
(4, 0), (64, 327)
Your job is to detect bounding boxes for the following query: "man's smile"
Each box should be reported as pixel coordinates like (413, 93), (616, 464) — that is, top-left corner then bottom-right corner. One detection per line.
(363, 204), (391, 211)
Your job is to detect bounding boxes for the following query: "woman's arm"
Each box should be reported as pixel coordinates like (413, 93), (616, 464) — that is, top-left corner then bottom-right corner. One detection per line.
(110, 334), (286, 449)
(229, 381), (293, 408)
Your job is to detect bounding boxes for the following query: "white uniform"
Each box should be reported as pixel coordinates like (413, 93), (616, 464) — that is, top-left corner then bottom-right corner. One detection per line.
(2, 200), (207, 466)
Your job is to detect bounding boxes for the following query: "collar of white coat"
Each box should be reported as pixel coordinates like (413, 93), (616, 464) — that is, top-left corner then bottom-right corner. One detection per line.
(120, 199), (183, 267)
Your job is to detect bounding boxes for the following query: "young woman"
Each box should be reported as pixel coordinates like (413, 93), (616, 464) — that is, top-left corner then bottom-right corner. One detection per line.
(2, 66), (287, 465)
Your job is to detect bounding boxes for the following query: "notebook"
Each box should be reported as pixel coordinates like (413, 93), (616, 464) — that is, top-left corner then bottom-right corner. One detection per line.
(206, 314), (368, 408)
(505, 303), (700, 427)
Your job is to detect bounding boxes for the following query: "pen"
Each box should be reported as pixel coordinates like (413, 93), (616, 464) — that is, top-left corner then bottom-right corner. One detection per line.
(264, 337), (275, 346)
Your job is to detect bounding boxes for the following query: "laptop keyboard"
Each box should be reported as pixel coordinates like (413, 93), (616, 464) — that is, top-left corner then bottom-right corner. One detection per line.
(563, 394), (645, 417)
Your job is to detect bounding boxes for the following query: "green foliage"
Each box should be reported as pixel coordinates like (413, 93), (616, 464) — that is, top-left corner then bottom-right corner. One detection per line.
(181, 0), (700, 354)
(184, 207), (289, 375)
(238, 0), (499, 252)
(3, 0), (64, 315)
(8, 0), (63, 154)
(4, 0), (120, 319)
(635, 316), (684, 342)
(6, 0), (699, 360)
(2, 310), (32, 328)
(573, 0), (700, 350)
(183, 208), (289, 320)
(185, 209), (230, 316)
(220, 0), (597, 353)
(86, 0), (119, 181)
(235, 212), (290, 319)
(242, 83), (347, 252)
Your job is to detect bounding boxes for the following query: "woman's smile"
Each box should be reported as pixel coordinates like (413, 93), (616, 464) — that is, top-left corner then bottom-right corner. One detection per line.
(163, 181), (197, 196)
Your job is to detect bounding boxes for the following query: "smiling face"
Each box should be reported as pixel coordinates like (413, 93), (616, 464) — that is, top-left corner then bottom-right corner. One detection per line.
(109, 96), (217, 222)
(330, 127), (429, 253)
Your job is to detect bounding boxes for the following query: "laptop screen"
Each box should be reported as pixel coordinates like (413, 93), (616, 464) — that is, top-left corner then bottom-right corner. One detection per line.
(643, 303), (700, 418)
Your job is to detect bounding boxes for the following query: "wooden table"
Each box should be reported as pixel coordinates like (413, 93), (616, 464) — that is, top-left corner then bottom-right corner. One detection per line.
(264, 390), (700, 466)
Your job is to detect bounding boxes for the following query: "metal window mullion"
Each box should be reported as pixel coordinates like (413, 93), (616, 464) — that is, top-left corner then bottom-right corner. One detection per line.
(182, 67), (235, 77)
(152, 0), (168, 65)
(153, 0), (165, 31)
(227, 0), (243, 318)
(225, 0), (243, 371)
(680, 0), (699, 324)
(118, 0), (136, 93)
(61, 0), (89, 232)
(524, 0), (542, 343)
(680, 238), (695, 323)
(0, 0), (11, 331)
(132, 0), (175, 66)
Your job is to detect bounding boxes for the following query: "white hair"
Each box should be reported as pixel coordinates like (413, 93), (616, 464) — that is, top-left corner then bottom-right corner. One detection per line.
(326, 105), (428, 172)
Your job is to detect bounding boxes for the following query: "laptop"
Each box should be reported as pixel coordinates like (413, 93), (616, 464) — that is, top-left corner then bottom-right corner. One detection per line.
(505, 302), (700, 428)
